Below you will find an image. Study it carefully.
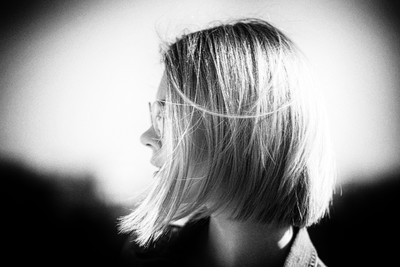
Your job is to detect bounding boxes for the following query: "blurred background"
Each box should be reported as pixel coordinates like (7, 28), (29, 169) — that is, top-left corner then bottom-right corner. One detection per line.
(1, 0), (399, 266)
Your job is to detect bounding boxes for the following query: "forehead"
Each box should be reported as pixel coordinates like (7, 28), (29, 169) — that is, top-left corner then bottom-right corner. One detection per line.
(156, 72), (167, 100)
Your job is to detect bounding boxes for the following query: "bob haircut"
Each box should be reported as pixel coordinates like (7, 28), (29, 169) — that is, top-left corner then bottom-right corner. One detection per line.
(120, 18), (336, 247)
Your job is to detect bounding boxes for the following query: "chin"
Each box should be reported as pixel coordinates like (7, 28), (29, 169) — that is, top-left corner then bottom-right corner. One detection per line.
(150, 156), (164, 169)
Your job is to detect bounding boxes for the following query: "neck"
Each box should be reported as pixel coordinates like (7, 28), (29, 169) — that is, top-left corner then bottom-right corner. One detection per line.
(205, 214), (293, 267)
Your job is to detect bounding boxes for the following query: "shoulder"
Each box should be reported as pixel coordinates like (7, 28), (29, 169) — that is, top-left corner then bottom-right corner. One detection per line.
(119, 217), (209, 267)
(119, 225), (181, 266)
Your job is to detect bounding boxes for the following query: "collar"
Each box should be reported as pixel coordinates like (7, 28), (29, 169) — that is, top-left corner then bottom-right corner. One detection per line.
(283, 228), (319, 267)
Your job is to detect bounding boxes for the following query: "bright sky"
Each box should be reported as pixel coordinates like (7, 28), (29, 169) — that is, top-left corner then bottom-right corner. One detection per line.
(1, 0), (399, 204)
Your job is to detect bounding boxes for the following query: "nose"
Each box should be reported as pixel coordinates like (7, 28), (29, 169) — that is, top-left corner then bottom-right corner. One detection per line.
(140, 126), (160, 148)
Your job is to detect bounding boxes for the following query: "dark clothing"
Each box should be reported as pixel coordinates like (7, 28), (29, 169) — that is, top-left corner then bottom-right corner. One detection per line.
(120, 217), (326, 267)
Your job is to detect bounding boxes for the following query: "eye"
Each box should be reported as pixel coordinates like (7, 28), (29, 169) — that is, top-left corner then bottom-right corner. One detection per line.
(155, 102), (164, 119)
(151, 101), (165, 137)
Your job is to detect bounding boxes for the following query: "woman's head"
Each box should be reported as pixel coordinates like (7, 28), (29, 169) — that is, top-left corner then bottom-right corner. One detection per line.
(120, 18), (336, 246)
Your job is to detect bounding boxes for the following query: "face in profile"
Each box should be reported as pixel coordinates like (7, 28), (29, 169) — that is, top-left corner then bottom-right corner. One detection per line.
(140, 73), (167, 168)
(140, 72), (207, 202)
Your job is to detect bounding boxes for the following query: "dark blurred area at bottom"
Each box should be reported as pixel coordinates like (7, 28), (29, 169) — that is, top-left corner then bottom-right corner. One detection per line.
(308, 170), (400, 266)
(1, 159), (399, 267)
(1, 159), (130, 267)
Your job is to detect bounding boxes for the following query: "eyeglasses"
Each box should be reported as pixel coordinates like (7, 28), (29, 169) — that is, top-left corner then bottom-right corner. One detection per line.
(148, 100), (165, 137)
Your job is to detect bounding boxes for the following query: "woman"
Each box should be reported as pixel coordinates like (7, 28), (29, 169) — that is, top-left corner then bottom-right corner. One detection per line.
(119, 18), (336, 267)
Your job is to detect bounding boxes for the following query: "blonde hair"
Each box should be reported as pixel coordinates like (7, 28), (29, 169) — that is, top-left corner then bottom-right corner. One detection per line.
(119, 18), (336, 247)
